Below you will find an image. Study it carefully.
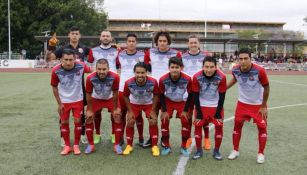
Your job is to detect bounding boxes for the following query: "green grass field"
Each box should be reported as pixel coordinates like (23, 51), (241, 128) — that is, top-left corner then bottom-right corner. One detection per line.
(0, 72), (306, 175)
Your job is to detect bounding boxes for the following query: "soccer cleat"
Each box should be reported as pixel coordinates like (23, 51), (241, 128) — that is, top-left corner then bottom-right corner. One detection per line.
(94, 134), (101, 144)
(81, 135), (88, 144)
(186, 138), (192, 148)
(60, 146), (72, 156)
(84, 145), (95, 154)
(161, 147), (171, 156)
(192, 149), (203, 160)
(180, 147), (190, 157)
(123, 145), (133, 155)
(257, 153), (265, 164)
(138, 139), (144, 147)
(228, 150), (240, 160)
(203, 138), (211, 150)
(142, 138), (152, 148)
(73, 145), (81, 155)
(213, 149), (223, 160)
(111, 134), (115, 144)
(114, 144), (123, 155)
(60, 137), (65, 147)
(152, 146), (160, 157)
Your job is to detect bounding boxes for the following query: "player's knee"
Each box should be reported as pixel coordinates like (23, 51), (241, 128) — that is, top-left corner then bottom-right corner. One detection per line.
(74, 118), (81, 123)
(127, 118), (135, 127)
(61, 119), (69, 124)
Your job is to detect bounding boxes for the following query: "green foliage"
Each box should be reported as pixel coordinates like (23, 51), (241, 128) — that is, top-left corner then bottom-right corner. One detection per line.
(0, 0), (107, 58)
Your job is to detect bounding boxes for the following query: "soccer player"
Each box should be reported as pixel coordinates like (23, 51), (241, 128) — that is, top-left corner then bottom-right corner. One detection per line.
(53, 26), (90, 146)
(122, 62), (160, 156)
(85, 59), (122, 154)
(143, 30), (181, 148)
(227, 48), (270, 164)
(51, 48), (91, 155)
(87, 30), (120, 144)
(182, 35), (210, 150)
(159, 57), (193, 157)
(118, 34), (145, 146)
(191, 56), (227, 160)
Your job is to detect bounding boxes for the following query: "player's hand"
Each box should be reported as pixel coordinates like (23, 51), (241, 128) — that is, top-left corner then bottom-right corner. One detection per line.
(193, 119), (204, 127)
(215, 118), (224, 126)
(112, 108), (122, 123)
(181, 111), (189, 122)
(86, 110), (94, 122)
(160, 111), (169, 124)
(258, 107), (268, 120)
(57, 103), (64, 116)
(127, 111), (135, 127)
(149, 111), (158, 126)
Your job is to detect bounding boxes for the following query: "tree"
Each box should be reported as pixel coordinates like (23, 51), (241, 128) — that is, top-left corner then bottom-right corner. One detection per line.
(0, 0), (107, 58)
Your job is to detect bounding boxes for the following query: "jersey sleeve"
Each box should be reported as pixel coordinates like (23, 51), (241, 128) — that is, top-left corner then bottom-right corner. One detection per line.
(116, 50), (121, 69)
(159, 78), (165, 94)
(259, 68), (269, 86)
(50, 69), (59, 87)
(187, 77), (193, 93)
(153, 79), (160, 95)
(192, 75), (200, 92)
(87, 49), (94, 63)
(176, 51), (182, 58)
(144, 49), (151, 64)
(123, 81), (130, 97)
(112, 74), (120, 91)
(83, 63), (92, 73)
(218, 75), (227, 93)
(85, 76), (93, 93)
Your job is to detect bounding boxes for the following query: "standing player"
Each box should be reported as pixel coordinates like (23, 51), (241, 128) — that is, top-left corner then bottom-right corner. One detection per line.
(118, 34), (145, 146)
(192, 56), (227, 160)
(182, 35), (210, 150)
(159, 57), (193, 156)
(227, 48), (270, 164)
(88, 30), (120, 144)
(51, 48), (91, 155)
(122, 62), (160, 156)
(143, 30), (181, 148)
(53, 26), (90, 145)
(85, 59), (122, 154)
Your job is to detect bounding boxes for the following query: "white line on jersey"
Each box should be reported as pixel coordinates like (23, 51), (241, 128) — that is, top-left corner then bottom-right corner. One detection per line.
(172, 102), (307, 175)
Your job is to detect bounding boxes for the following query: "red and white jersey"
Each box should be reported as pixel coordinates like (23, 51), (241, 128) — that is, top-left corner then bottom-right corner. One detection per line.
(182, 51), (208, 77)
(159, 72), (192, 102)
(232, 63), (269, 105)
(51, 62), (91, 103)
(192, 70), (227, 107)
(85, 71), (119, 100)
(118, 50), (145, 92)
(144, 48), (181, 81)
(88, 46), (120, 71)
(124, 76), (159, 105)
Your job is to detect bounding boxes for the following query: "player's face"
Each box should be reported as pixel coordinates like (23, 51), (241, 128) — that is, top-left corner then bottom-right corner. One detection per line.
(238, 53), (252, 72)
(100, 31), (112, 46)
(126, 37), (137, 51)
(96, 63), (109, 79)
(61, 54), (75, 70)
(157, 36), (169, 51)
(68, 31), (81, 43)
(134, 67), (147, 84)
(169, 63), (182, 79)
(203, 61), (217, 77)
(188, 38), (200, 52)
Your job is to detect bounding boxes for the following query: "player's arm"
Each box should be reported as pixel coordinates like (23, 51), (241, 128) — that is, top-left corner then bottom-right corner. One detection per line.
(215, 75), (227, 120)
(85, 76), (94, 121)
(159, 78), (169, 123)
(192, 76), (203, 125)
(227, 76), (237, 89)
(112, 90), (121, 123)
(52, 86), (64, 115)
(259, 68), (270, 120)
(144, 49), (151, 73)
(123, 82), (135, 121)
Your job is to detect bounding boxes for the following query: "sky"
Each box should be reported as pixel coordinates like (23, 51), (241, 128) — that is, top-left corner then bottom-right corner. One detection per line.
(103, 0), (307, 32)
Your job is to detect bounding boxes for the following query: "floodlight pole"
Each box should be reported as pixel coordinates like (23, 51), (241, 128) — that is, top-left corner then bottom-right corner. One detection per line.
(8, 0), (11, 60)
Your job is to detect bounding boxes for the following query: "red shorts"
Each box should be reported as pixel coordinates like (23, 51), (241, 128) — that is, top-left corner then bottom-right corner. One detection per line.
(131, 103), (153, 119)
(92, 98), (114, 113)
(119, 92), (127, 111)
(194, 106), (224, 126)
(235, 101), (267, 128)
(165, 98), (185, 118)
(61, 101), (84, 121)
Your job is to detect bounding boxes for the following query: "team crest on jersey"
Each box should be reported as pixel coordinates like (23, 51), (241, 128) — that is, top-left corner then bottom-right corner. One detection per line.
(78, 48), (83, 54)
(213, 80), (220, 86)
(76, 71), (80, 76)
(249, 75), (255, 81)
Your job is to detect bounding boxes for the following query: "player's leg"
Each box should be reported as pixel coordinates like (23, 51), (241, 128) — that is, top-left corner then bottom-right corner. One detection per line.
(80, 106), (88, 144)
(161, 108), (172, 156)
(123, 104), (139, 155)
(146, 106), (159, 157)
(72, 101), (84, 155)
(60, 103), (72, 155)
(180, 110), (191, 157)
(84, 110), (95, 154)
(254, 107), (268, 164)
(193, 122), (204, 160)
(94, 109), (102, 144)
(203, 124), (211, 150)
(136, 114), (144, 146)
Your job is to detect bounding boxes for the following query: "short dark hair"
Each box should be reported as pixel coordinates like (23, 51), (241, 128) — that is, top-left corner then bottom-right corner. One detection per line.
(239, 48), (251, 58)
(62, 48), (76, 57)
(154, 30), (171, 45)
(69, 26), (80, 33)
(188, 35), (199, 42)
(133, 62), (147, 72)
(127, 33), (137, 40)
(96, 58), (109, 68)
(202, 56), (217, 66)
(168, 57), (183, 67)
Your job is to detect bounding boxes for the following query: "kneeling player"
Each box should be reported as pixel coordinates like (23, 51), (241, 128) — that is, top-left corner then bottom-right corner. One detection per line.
(123, 62), (160, 156)
(192, 56), (227, 160)
(85, 59), (122, 154)
(51, 49), (91, 155)
(159, 57), (193, 156)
